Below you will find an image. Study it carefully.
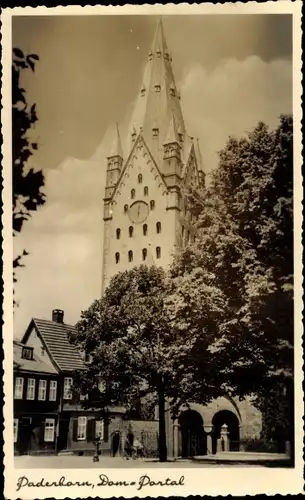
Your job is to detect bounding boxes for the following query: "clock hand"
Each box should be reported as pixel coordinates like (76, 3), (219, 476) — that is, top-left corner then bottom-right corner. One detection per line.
(138, 205), (140, 216)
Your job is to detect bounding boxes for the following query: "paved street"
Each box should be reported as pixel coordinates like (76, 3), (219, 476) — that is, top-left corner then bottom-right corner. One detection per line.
(15, 455), (260, 469)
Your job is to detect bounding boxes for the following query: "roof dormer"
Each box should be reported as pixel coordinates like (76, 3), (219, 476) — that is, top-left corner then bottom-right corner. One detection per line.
(22, 346), (34, 360)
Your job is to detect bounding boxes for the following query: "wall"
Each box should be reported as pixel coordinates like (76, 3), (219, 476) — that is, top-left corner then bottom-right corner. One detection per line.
(25, 326), (56, 369)
(14, 414), (58, 456)
(237, 397), (262, 439)
(102, 139), (180, 289)
(14, 372), (60, 416)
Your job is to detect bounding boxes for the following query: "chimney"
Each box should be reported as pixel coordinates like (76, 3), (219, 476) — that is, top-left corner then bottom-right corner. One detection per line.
(52, 309), (64, 323)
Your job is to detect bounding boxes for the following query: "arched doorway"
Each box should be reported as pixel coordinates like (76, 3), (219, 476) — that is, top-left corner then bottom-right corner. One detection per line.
(212, 410), (240, 454)
(178, 410), (206, 457)
(111, 431), (121, 457)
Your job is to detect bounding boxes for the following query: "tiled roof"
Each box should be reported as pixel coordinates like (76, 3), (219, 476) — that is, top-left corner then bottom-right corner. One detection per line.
(32, 318), (85, 373)
(13, 340), (58, 374)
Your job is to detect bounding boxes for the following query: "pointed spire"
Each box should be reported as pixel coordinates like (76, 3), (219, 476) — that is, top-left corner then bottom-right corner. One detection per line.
(178, 124), (184, 142)
(127, 18), (186, 163)
(108, 123), (123, 159)
(195, 138), (204, 171)
(151, 17), (168, 56)
(194, 138), (205, 187)
(164, 115), (180, 145)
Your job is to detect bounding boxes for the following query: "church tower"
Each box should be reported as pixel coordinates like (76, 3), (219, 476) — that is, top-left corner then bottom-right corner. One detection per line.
(102, 19), (204, 291)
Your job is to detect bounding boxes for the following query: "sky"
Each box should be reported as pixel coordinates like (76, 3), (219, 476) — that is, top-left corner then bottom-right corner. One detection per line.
(12, 14), (292, 338)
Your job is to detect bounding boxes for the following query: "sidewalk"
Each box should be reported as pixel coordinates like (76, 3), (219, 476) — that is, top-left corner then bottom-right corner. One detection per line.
(192, 451), (292, 467)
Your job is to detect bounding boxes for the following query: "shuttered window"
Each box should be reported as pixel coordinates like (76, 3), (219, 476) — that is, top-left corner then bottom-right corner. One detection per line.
(44, 418), (55, 442)
(63, 377), (73, 399)
(14, 377), (24, 399)
(26, 379), (36, 400)
(95, 420), (104, 440)
(49, 381), (57, 401)
(87, 419), (96, 442)
(38, 380), (47, 401)
(14, 419), (18, 443)
(77, 416), (87, 440)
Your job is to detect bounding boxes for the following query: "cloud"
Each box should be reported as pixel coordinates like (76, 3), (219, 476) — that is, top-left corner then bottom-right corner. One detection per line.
(180, 56), (292, 174)
(14, 55), (292, 338)
(13, 132), (112, 337)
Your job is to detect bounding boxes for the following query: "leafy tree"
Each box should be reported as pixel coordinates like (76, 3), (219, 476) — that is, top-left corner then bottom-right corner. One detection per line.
(69, 265), (225, 461)
(171, 115), (293, 454)
(12, 48), (45, 283)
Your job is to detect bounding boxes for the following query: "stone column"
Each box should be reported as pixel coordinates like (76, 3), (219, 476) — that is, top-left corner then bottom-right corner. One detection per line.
(220, 423), (229, 452)
(204, 425), (213, 455)
(238, 425), (243, 451)
(173, 422), (180, 458)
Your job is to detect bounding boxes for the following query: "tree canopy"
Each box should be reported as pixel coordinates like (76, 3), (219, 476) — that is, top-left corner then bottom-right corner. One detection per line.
(70, 264), (227, 460)
(70, 115), (293, 457)
(171, 115), (293, 446)
(12, 48), (45, 281)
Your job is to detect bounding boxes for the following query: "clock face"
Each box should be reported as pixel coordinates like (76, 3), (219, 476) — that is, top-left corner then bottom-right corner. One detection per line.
(128, 201), (149, 224)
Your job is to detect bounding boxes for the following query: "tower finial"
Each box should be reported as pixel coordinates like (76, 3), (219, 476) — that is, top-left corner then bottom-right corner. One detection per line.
(164, 115), (180, 145)
(107, 122), (123, 159)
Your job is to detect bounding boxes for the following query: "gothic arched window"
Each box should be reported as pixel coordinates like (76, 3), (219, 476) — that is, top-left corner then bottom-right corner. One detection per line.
(116, 228), (121, 240)
(131, 189), (136, 199)
(142, 248), (147, 261)
(144, 186), (148, 196)
(124, 204), (128, 214)
(115, 252), (120, 264)
(138, 174), (143, 184)
(150, 200), (155, 210)
(129, 226), (134, 238)
(143, 224), (148, 236)
(156, 247), (161, 259)
(128, 250), (133, 263)
(156, 222), (161, 234)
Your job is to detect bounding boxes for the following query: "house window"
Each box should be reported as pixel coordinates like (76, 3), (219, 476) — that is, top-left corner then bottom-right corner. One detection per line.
(150, 200), (155, 210)
(129, 226), (134, 238)
(44, 418), (55, 442)
(143, 224), (148, 236)
(41, 347), (45, 356)
(14, 419), (18, 443)
(95, 419), (104, 440)
(63, 377), (73, 400)
(49, 380), (57, 401)
(115, 252), (120, 264)
(77, 416), (87, 440)
(156, 247), (161, 259)
(14, 377), (24, 399)
(85, 353), (91, 363)
(182, 225), (185, 238)
(124, 204), (128, 214)
(21, 347), (33, 360)
(153, 126), (159, 137)
(128, 250), (133, 263)
(142, 248), (147, 261)
(131, 189), (136, 199)
(144, 186), (148, 196)
(116, 228), (121, 240)
(156, 222), (161, 234)
(38, 380), (47, 401)
(138, 174), (142, 184)
(26, 378), (36, 400)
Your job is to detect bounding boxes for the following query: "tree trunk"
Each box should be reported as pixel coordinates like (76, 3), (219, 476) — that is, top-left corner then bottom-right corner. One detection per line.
(158, 383), (167, 462)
